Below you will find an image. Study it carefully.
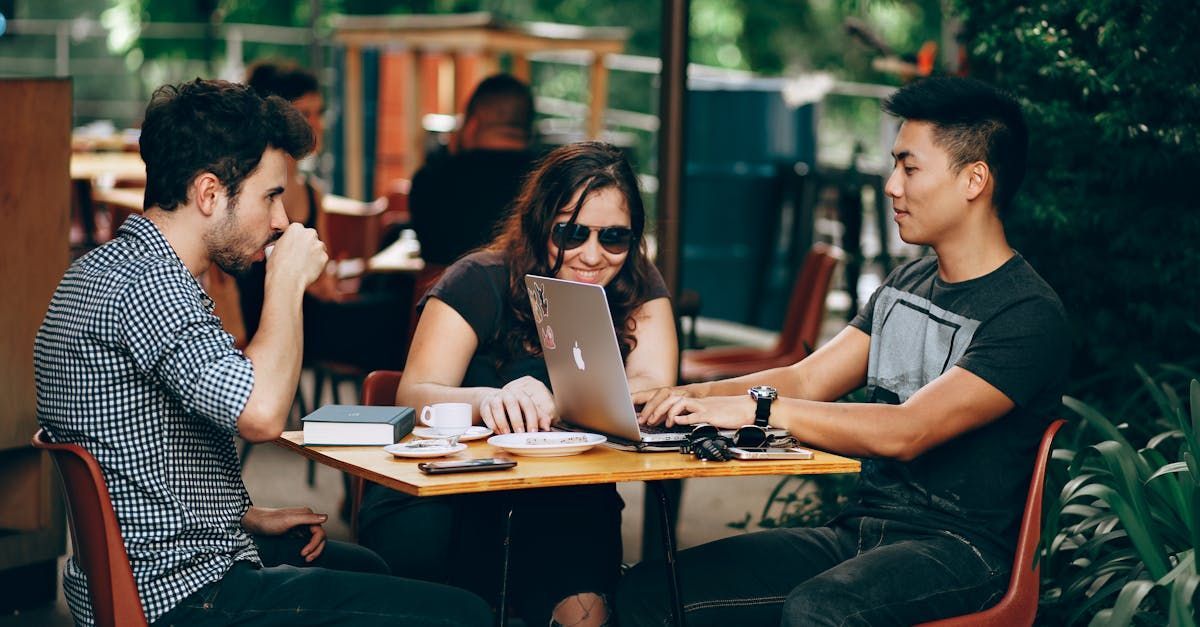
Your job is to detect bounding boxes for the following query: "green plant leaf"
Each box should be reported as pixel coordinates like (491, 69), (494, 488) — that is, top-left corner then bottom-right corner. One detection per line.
(1098, 578), (1155, 626)
(1191, 380), (1200, 454)
(1065, 397), (1154, 480)
(1149, 462), (1192, 482)
(1137, 364), (1176, 425)
(1166, 570), (1200, 627)
(1148, 430), (1184, 450)
(1073, 480), (1170, 579)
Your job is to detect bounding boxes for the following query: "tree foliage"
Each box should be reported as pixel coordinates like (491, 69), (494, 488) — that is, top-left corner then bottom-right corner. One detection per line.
(954, 0), (1200, 393)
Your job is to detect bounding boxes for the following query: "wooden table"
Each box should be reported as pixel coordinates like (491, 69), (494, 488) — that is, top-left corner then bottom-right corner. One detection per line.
(276, 431), (859, 625)
(69, 153), (146, 246)
(91, 187), (145, 213)
(70, 152), (145, 183)
(277, 431), (858, 496)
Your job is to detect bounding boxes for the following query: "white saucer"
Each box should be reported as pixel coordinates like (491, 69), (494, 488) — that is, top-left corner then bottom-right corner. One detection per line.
(487, 432), (606, 457)
(383, 442), (468, 458)
(412, 426), (493, 442)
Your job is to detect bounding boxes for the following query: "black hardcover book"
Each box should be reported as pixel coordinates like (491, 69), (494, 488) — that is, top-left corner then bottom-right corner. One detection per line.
(302, 405), (415, 446)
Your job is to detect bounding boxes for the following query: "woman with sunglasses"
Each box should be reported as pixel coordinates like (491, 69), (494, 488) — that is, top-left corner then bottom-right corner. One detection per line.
(357, 141), (678, 626)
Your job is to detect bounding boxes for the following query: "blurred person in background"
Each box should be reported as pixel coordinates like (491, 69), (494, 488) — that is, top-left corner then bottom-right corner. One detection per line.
(409, 73), (540, 267)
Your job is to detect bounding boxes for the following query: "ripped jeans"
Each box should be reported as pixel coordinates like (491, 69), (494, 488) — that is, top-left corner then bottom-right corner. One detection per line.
(617, 516), (1009, 627)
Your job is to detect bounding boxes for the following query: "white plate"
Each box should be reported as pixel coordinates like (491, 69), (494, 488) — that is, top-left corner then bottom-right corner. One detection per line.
(487, 432), (607, 457)
(412, 426), (493, 442)
(383, 442), (468, 459)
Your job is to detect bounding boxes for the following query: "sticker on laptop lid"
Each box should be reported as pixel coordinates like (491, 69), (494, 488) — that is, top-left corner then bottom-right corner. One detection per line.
(531, 281), (550, 319)
(527, 287), (543, 323)
(541, 324), (556, 350)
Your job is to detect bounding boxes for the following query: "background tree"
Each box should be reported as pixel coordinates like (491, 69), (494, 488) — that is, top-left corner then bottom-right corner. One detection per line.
(953, 0), (1200, 406)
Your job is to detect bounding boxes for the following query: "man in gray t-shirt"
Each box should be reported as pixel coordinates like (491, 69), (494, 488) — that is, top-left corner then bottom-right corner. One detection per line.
(619, 77), (1069, 627)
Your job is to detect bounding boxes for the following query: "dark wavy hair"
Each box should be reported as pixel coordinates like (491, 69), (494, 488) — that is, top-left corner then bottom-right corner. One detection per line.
(140, 78), (313, 211)
(489, 141), (656, 362)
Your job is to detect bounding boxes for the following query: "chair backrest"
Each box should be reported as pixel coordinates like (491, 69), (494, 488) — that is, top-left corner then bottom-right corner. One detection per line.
(349, 370), (405, 539)
(406, 263), (448, 345)
(776, 243), (842, 358)
(322, 211), (381, 262)
(382, 178), (411, 228)
(31, 429), (147, 627)
(916, 418), (1066, 627)
(362, 370), (404, 407)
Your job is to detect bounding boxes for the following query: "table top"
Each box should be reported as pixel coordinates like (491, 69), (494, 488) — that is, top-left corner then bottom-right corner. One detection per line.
(366, 237), (425, 274)
(91, 187), (145, 213)
(323, 193), (388, 216)
(275, 431), (860, 497)
(70, 152), (146, 183)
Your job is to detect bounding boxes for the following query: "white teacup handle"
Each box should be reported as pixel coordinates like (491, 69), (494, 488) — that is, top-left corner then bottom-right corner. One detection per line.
(421, 405), (435, 427)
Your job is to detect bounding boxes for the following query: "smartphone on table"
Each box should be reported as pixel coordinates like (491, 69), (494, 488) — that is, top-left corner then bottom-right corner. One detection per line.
(418, 458), (518, 474)
(728, 447), (814, 461)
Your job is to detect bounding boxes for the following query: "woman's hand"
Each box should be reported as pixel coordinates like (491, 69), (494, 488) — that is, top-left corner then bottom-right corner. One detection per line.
(479, 376), (558, 434)
(241, 505), (328, 563)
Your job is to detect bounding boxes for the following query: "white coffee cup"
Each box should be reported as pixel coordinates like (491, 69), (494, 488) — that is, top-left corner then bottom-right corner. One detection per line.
(420, 403), (472, 436)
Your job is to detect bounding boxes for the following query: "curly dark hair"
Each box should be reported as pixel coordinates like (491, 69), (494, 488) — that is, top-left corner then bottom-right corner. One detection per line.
(140, 78), (313, 211)
(488, 141), (657, 363)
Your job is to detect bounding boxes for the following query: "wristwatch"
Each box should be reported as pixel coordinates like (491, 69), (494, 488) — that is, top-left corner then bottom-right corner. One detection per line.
(748, 386), (778, 428)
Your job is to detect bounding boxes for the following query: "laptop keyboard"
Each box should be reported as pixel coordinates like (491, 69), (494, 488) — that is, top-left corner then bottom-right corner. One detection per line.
(640, 423), (692, 435)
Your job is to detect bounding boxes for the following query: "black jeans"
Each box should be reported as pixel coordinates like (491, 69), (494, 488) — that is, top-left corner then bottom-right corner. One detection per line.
(358, 482), (624, 625)
(151, 534), (492, 626)
(617, 516), (1009, 627)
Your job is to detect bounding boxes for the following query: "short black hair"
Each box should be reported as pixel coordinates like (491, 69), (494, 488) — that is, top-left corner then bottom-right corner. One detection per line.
(464, 73), (535, 140)
(883, 76), (1028, 215)
(245, 60), (320, 102)
(140, 79), (313, 211)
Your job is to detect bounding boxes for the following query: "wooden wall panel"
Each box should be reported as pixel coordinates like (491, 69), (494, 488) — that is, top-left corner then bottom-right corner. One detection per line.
(0, 78), (71, 575)
(0, 78), (71, 450)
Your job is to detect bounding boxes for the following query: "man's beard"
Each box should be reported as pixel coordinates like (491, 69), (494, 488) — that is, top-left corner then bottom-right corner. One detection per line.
(206, 195), (260, 276)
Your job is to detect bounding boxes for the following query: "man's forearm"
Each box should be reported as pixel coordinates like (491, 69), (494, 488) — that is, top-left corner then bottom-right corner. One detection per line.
(690, 363), (811, 399)
(772, 398), (913, 459)
(239, 279), (305, 440)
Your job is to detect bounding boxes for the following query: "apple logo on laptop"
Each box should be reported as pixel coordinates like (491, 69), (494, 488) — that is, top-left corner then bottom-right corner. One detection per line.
(572, 341), (586, 371)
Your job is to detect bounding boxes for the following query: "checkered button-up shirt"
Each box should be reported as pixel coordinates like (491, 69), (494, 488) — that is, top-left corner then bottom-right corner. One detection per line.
(35, 215), (260, 626)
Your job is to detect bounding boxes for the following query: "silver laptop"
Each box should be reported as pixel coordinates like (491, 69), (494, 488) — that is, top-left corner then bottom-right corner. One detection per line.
(524, 274), (691, 448)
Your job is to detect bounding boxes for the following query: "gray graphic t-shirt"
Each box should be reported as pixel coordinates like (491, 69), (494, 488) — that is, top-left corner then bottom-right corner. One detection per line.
(845, 253), (1069, 561)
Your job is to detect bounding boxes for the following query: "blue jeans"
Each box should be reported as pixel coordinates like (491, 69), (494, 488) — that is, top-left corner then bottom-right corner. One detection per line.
(151, 535), (491, 626)
(617, 516), (1009, 627)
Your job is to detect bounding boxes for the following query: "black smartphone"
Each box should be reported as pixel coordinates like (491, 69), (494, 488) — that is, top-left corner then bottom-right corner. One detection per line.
(418, 458), (518, 474)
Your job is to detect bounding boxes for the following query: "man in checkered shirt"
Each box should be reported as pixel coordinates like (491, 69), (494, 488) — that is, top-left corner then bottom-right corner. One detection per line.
(35, 79), (491, 626)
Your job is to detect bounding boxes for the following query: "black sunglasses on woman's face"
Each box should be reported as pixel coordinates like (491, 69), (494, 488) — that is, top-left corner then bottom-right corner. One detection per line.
(551, 223), (634, 254)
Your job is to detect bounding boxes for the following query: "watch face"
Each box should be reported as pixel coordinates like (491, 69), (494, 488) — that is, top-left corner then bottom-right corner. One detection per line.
(749, 386), (778, 401)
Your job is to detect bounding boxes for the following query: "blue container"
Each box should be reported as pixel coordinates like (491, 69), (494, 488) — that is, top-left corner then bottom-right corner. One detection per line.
(682, 77), (815, 326)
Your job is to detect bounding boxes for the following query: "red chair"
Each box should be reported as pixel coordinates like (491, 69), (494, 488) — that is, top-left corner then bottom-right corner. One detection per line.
(916, 418), (1066, 627)
(681, 243), (842, 382)
(31, 429), (148, 627)
(347, 370), (406, 539)
(382, 177), (412, 229)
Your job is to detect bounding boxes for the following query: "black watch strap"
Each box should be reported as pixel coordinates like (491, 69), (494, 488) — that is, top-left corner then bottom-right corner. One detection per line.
(753, 398), (771, 427)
